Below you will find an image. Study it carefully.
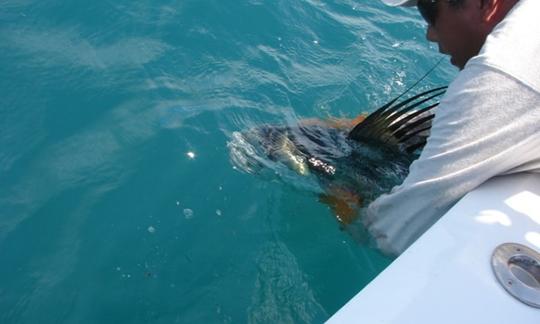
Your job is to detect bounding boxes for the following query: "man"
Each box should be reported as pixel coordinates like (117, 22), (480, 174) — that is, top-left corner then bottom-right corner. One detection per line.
(365, 0), (540, 255)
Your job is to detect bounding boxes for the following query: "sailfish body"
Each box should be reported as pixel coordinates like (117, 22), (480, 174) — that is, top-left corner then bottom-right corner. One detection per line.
(228, 86), (447, 223)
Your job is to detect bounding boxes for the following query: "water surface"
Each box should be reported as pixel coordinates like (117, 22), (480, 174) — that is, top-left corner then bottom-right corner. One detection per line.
(0, 1), (455, 322)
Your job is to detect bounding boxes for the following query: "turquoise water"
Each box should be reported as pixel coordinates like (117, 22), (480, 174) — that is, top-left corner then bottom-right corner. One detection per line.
(0, 1), (455, 323)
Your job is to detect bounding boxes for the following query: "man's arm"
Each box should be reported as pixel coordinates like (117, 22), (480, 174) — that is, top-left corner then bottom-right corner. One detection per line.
(363, 64), (540, 255)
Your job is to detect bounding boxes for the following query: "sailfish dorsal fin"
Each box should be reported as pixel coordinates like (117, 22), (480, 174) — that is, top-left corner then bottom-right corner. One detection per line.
(348, 86), (447, 153)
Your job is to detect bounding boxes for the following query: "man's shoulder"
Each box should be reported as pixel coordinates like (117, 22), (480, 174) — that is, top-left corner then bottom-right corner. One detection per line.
(469, 0), (540, 93)
(431, 63), (540, 146)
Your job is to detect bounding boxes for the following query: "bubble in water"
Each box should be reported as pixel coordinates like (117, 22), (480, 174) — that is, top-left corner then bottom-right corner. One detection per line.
(183, 208), (194, 219)
(148, 226), (156, 233)
(216, 209), (222, 216)
(187, 151), (196, 159)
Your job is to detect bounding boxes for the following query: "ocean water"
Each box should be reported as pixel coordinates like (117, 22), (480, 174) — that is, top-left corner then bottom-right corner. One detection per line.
(0, 1), (455, 323)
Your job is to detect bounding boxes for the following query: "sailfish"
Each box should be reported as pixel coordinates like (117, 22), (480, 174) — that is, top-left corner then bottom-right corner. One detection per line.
(228, 84), (447, 225)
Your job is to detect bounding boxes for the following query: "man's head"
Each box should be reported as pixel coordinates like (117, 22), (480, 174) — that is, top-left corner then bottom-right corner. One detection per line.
(383, 0), (519, 69)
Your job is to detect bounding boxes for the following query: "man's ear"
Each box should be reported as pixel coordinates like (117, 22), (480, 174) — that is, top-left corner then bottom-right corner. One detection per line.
(481, 0), (505, 24)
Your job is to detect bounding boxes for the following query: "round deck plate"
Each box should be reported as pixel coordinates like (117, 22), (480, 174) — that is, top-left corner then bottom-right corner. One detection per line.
(491, 243), (540, 308)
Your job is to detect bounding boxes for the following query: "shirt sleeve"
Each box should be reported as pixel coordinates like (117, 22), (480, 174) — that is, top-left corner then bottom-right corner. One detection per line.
(363, 64), (540, 255)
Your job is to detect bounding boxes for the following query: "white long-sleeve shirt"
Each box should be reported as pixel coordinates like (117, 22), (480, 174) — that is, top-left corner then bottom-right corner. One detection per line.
(364, 0), (540, 255)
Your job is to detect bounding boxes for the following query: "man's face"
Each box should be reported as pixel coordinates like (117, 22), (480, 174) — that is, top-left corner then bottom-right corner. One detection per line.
(424, 0), (487, 69)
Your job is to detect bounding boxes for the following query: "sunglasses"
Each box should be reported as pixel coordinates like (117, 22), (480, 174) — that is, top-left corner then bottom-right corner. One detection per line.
(417, 0), (440, 25)
(417, 0), (458, 26)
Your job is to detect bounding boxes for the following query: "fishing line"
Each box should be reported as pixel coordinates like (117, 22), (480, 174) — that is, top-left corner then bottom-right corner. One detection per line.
(395, 56), (445, 101)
